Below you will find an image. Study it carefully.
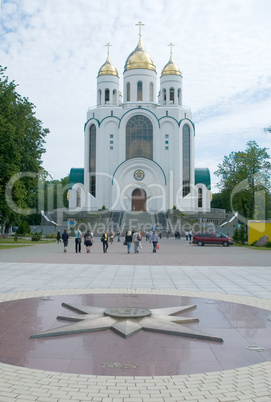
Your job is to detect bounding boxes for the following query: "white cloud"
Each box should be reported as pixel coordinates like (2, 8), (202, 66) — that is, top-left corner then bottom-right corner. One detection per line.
(0, 0), (271, 182)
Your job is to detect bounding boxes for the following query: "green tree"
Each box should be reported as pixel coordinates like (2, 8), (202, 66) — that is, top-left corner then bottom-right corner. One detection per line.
(0, 66), (49, 236)
(214, 141), (271, 221)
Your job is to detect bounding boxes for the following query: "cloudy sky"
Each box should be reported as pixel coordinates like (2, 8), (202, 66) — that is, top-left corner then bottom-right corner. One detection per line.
(0, 0), (271, 191)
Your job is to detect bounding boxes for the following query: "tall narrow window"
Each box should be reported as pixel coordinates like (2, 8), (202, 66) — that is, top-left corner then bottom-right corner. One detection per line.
(89, 125), (96, 197)
(163, 88), (166, 105)
(76, 188), (81, 208)
(149, 82), (154, 102)
(126, 115), (153, 159)
(198, 188), (203, 208)
(170, 88), (174, 103)
(98, 89), (102, 105)
(127, 82), (130, 101)
(137, 81), (143, 101)
(113, 89), (117, 105)
(105, 89), (110, 103)
(183, 124), (190, 197)
(178, 88), (182, 105)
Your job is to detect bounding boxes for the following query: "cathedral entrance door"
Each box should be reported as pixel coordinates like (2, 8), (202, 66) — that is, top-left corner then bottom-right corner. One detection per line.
(132, 188), (146, 211)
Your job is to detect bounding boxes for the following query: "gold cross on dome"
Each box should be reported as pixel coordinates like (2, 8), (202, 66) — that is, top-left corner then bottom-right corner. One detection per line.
(136, 21), (145, 38)
(168, 42), (174, 58)
(105, 43), (112, 58)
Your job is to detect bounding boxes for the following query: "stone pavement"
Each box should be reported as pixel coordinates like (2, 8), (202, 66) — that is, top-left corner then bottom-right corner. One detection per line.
(0, 239), (271, 401)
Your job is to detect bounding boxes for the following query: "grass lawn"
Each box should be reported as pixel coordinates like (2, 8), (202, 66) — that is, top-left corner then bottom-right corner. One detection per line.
(0, 238), (55, 246)
(234, 243), (271, 251)
(0, 244), (31, 249)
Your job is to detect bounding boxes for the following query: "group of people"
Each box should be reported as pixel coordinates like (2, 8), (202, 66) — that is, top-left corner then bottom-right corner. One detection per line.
(58, 228), (94, 253)
(58, 228), (159, 254)
(124, 229), (159, 253)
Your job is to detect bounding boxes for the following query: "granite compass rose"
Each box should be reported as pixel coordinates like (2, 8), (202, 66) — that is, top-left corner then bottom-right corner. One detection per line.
(30, 302), (223, 342)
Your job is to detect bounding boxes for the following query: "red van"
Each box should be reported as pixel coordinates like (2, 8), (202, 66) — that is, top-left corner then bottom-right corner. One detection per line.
(192, 231), (234, 247)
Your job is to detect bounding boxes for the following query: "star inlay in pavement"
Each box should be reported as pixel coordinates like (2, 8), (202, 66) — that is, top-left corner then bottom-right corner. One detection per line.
(30, 302), (223, 342)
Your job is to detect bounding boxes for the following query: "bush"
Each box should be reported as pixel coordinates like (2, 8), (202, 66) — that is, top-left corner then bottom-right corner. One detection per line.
(17, 221), (31, 236)
(45, 233), (57, 239)
(233, 225), (247, 244)
(31, 231), (42, 241)
(265, 241), (271, 248)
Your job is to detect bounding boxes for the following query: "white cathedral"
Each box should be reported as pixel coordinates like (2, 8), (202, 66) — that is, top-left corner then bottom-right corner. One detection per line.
(69, 23), (211, 213)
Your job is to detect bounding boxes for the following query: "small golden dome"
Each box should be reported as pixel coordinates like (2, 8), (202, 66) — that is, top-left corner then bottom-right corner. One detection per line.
(161, 56), (182, 77)
(124, 38), (156, 72)
(98, 56), (119, 77)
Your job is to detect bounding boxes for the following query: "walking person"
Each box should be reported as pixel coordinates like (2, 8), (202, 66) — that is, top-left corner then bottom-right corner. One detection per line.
(189, 230), (192, 241)
(62, 229), (69, 253)
(150, 231), (159, 253)
(56, 230), (61, 243)
(75, 227), (82, 253)
(132, 229), (140, 253)
(185, 230), (189, 241)
(125, 231), (132, 254)
(84, 229), (93, 253)
(101, 229), (109, 253)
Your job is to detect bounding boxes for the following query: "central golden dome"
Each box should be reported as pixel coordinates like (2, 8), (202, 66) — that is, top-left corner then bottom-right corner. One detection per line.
(98, 56), (119, 77)
(124, 38), (156, 72)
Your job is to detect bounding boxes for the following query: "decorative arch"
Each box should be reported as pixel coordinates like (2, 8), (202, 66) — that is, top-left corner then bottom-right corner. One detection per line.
(126, 115), (153, 159)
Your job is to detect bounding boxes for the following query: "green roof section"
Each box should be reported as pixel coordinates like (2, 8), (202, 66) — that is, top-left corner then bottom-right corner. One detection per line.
(69, 168), (84, 190)
(195, 168), (211, 190)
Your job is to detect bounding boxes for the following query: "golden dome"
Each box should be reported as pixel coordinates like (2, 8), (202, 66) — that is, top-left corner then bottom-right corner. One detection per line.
(161, 43), (182, 76)
(124, 38), (156, 72)
(161, 55), (182, 77)
(98, 55), (119, 77)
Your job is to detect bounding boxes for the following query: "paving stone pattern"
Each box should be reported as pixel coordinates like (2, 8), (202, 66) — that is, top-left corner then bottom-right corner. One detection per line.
(0, 240), (271, 401)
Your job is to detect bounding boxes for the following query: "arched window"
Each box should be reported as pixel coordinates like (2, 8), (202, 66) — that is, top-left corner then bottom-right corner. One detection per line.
(127, 82), (130, 101)
(149, 82), (154, 102)
(76, 187), (81, 208)
(198, 188), (203, 208)
(126, 115), (153, 159)
(182, 124), (190, 197)
(98, 89), (102, 105)
(137, 81), (143, 101)
(178, 88), (182, 105)
(170, 88), (174, 103)
(105, 89), (110, 103)
(89, 124), (96, 197)
(163, 88), (166, 105)
(113, 89), (117, 105)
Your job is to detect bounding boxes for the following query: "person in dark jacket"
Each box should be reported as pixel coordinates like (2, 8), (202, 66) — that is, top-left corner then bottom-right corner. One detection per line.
(62, 229), (69, 253)
(101, 230), (109, 253)
(125, 231), (132, 254)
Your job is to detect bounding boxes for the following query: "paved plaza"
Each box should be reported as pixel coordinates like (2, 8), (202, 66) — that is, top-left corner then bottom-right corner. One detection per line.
(1, 238), (271, 401)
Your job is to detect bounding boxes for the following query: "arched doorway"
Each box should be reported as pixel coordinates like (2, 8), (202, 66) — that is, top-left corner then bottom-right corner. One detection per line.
(132, 188), (146, 211)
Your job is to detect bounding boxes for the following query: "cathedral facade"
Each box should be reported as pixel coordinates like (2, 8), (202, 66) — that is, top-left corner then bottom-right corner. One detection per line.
(69, 25), (211, 213)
